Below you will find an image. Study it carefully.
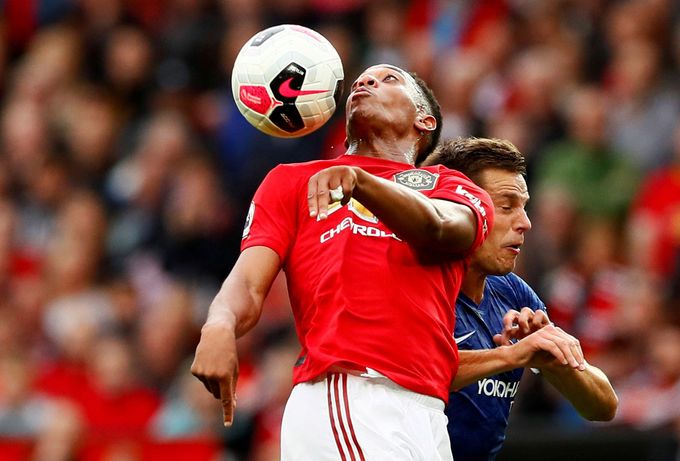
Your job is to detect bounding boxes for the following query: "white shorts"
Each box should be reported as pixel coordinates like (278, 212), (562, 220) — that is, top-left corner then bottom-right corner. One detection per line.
(280, 371), (453, 461)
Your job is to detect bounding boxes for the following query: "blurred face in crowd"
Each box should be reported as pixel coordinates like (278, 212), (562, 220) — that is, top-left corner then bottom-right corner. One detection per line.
(105, 26), (152, 90)
(64, 91), (118, 173)
(1, 101), (49, 182)
(567, 86), (607, 147)
(647, 327), (680, 384)
(89, 336), (135, 396)
(470, 168), (531, 276)
(611, 38), (661, 99)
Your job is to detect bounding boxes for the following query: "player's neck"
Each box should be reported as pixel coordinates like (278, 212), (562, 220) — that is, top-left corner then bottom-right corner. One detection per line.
(461, 268), (486, 305)
(346, 133), (418, 164)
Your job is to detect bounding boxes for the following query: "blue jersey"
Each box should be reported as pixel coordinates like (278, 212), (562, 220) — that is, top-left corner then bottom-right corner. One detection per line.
(446, 273), (546, 461)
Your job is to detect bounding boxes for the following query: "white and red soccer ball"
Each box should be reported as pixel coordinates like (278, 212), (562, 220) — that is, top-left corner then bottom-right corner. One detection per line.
(231, 24), (344, 138)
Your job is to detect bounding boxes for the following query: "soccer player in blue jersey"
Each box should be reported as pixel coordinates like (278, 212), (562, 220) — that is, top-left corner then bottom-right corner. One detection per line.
(422, 137), (619, 461)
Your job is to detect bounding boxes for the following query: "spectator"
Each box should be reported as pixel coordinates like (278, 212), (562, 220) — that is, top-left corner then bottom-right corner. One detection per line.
(533, 85), (640, 220)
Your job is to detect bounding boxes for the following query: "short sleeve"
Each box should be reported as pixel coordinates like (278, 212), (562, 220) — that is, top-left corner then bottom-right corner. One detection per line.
(241, 165), (298, 262)
(427, 167), (495, 254)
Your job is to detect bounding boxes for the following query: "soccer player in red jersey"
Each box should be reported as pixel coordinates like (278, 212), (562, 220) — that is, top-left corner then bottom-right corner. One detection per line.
(191, 64), (495, 460)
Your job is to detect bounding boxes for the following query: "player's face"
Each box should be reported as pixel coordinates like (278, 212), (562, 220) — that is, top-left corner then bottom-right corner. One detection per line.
(470, 169), (531, 276)
(345, 64), (421, 131)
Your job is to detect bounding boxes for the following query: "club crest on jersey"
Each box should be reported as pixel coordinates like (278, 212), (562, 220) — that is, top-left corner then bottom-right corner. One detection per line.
(242, 201), (255, 239)
(394, 169), (438, 191)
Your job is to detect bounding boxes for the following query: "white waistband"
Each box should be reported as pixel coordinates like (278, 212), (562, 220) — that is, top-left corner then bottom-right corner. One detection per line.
(319, 369), (444, 411)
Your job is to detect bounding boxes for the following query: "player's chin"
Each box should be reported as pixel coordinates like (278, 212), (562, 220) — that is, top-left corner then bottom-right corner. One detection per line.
(495, 257), (517, 275)
(347, 97), (371, 116)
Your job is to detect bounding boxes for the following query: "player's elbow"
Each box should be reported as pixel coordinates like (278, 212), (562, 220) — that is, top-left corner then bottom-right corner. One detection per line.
(582, 393), (619, 422)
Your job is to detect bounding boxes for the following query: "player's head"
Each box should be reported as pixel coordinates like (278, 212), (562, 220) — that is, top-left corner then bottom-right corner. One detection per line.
(345, 64), (441, 164)
(424, 137), (531, 275)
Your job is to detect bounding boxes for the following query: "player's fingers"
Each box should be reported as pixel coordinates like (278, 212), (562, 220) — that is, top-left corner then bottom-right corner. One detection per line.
(194, 374), (218, 398)
(307, 174), (320, 218)
(314, 173), (332, 221)
(517, 307), (535, 335)
(530, 310), (551, 330)
(339, 176), (354, 205)
(571, 341), (586, 371)
(536, 337), (569, 366)
(219, 378), (236, 427)
(328, 174), (344, 204)
(502, 309), (520, 335)
(190, 363), (222, 399)
(200, 376), (222, 400)
(329, 185), (344, 203)
(540, 328), (580, 369)
(493, 333), (511, 346)
(502, 309), (520, 328)
(553, 326), (585, 370)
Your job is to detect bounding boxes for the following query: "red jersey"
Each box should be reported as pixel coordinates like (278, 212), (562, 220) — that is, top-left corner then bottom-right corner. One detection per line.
(242, 154), (494, 402)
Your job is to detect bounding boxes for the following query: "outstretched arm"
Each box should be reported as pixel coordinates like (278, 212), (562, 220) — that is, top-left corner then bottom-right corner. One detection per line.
(191, 246), (281, 426)
(308, 165), (483, 255)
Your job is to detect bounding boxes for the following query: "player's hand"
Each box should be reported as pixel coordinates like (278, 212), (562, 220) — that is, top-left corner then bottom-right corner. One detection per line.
(190, 322), (239, 427)
(307, 166), (359, 220)
(505, 323), (586, 371)
(493, 307), (551, 345)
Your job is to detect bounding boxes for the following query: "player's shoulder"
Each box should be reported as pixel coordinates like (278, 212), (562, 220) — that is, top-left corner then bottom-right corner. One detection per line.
(487, 273), (545, 310)
(424, 165), (490, 203)
(271, 158), (337, 172)
(420, 164), (474, 182)
(265, 158), (339, 182)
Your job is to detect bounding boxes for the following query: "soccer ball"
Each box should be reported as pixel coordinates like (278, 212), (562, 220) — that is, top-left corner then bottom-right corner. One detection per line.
(231, 24), (344, 138)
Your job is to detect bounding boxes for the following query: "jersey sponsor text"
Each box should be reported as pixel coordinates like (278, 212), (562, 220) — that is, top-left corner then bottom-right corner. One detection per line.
(320, 216), (400, 243)
(477, 378), (519, 398)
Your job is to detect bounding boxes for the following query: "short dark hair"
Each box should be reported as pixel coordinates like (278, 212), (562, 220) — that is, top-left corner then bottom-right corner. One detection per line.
(410, 72), (442, 165)
(421, 137), (526, 185)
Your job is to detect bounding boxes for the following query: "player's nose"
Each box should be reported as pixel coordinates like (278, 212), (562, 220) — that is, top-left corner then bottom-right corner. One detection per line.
(516, 209), (532, 232)
(355, 73), (377, 88)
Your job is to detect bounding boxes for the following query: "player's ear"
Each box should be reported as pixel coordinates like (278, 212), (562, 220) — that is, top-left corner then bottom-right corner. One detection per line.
(415, 114), (436, 133)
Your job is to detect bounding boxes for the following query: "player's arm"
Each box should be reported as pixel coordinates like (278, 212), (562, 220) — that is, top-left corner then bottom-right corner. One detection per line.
(452, 348), (518, 390)
(308, 165), (481, 254)
(191, 246), (281, 426)
(539, 351), (618, 421)
(492, 307), (617, 419)
(451, 324), (585, 390)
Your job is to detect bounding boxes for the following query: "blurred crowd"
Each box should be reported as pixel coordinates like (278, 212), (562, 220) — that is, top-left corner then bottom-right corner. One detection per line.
(1, 0), (680, 460)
